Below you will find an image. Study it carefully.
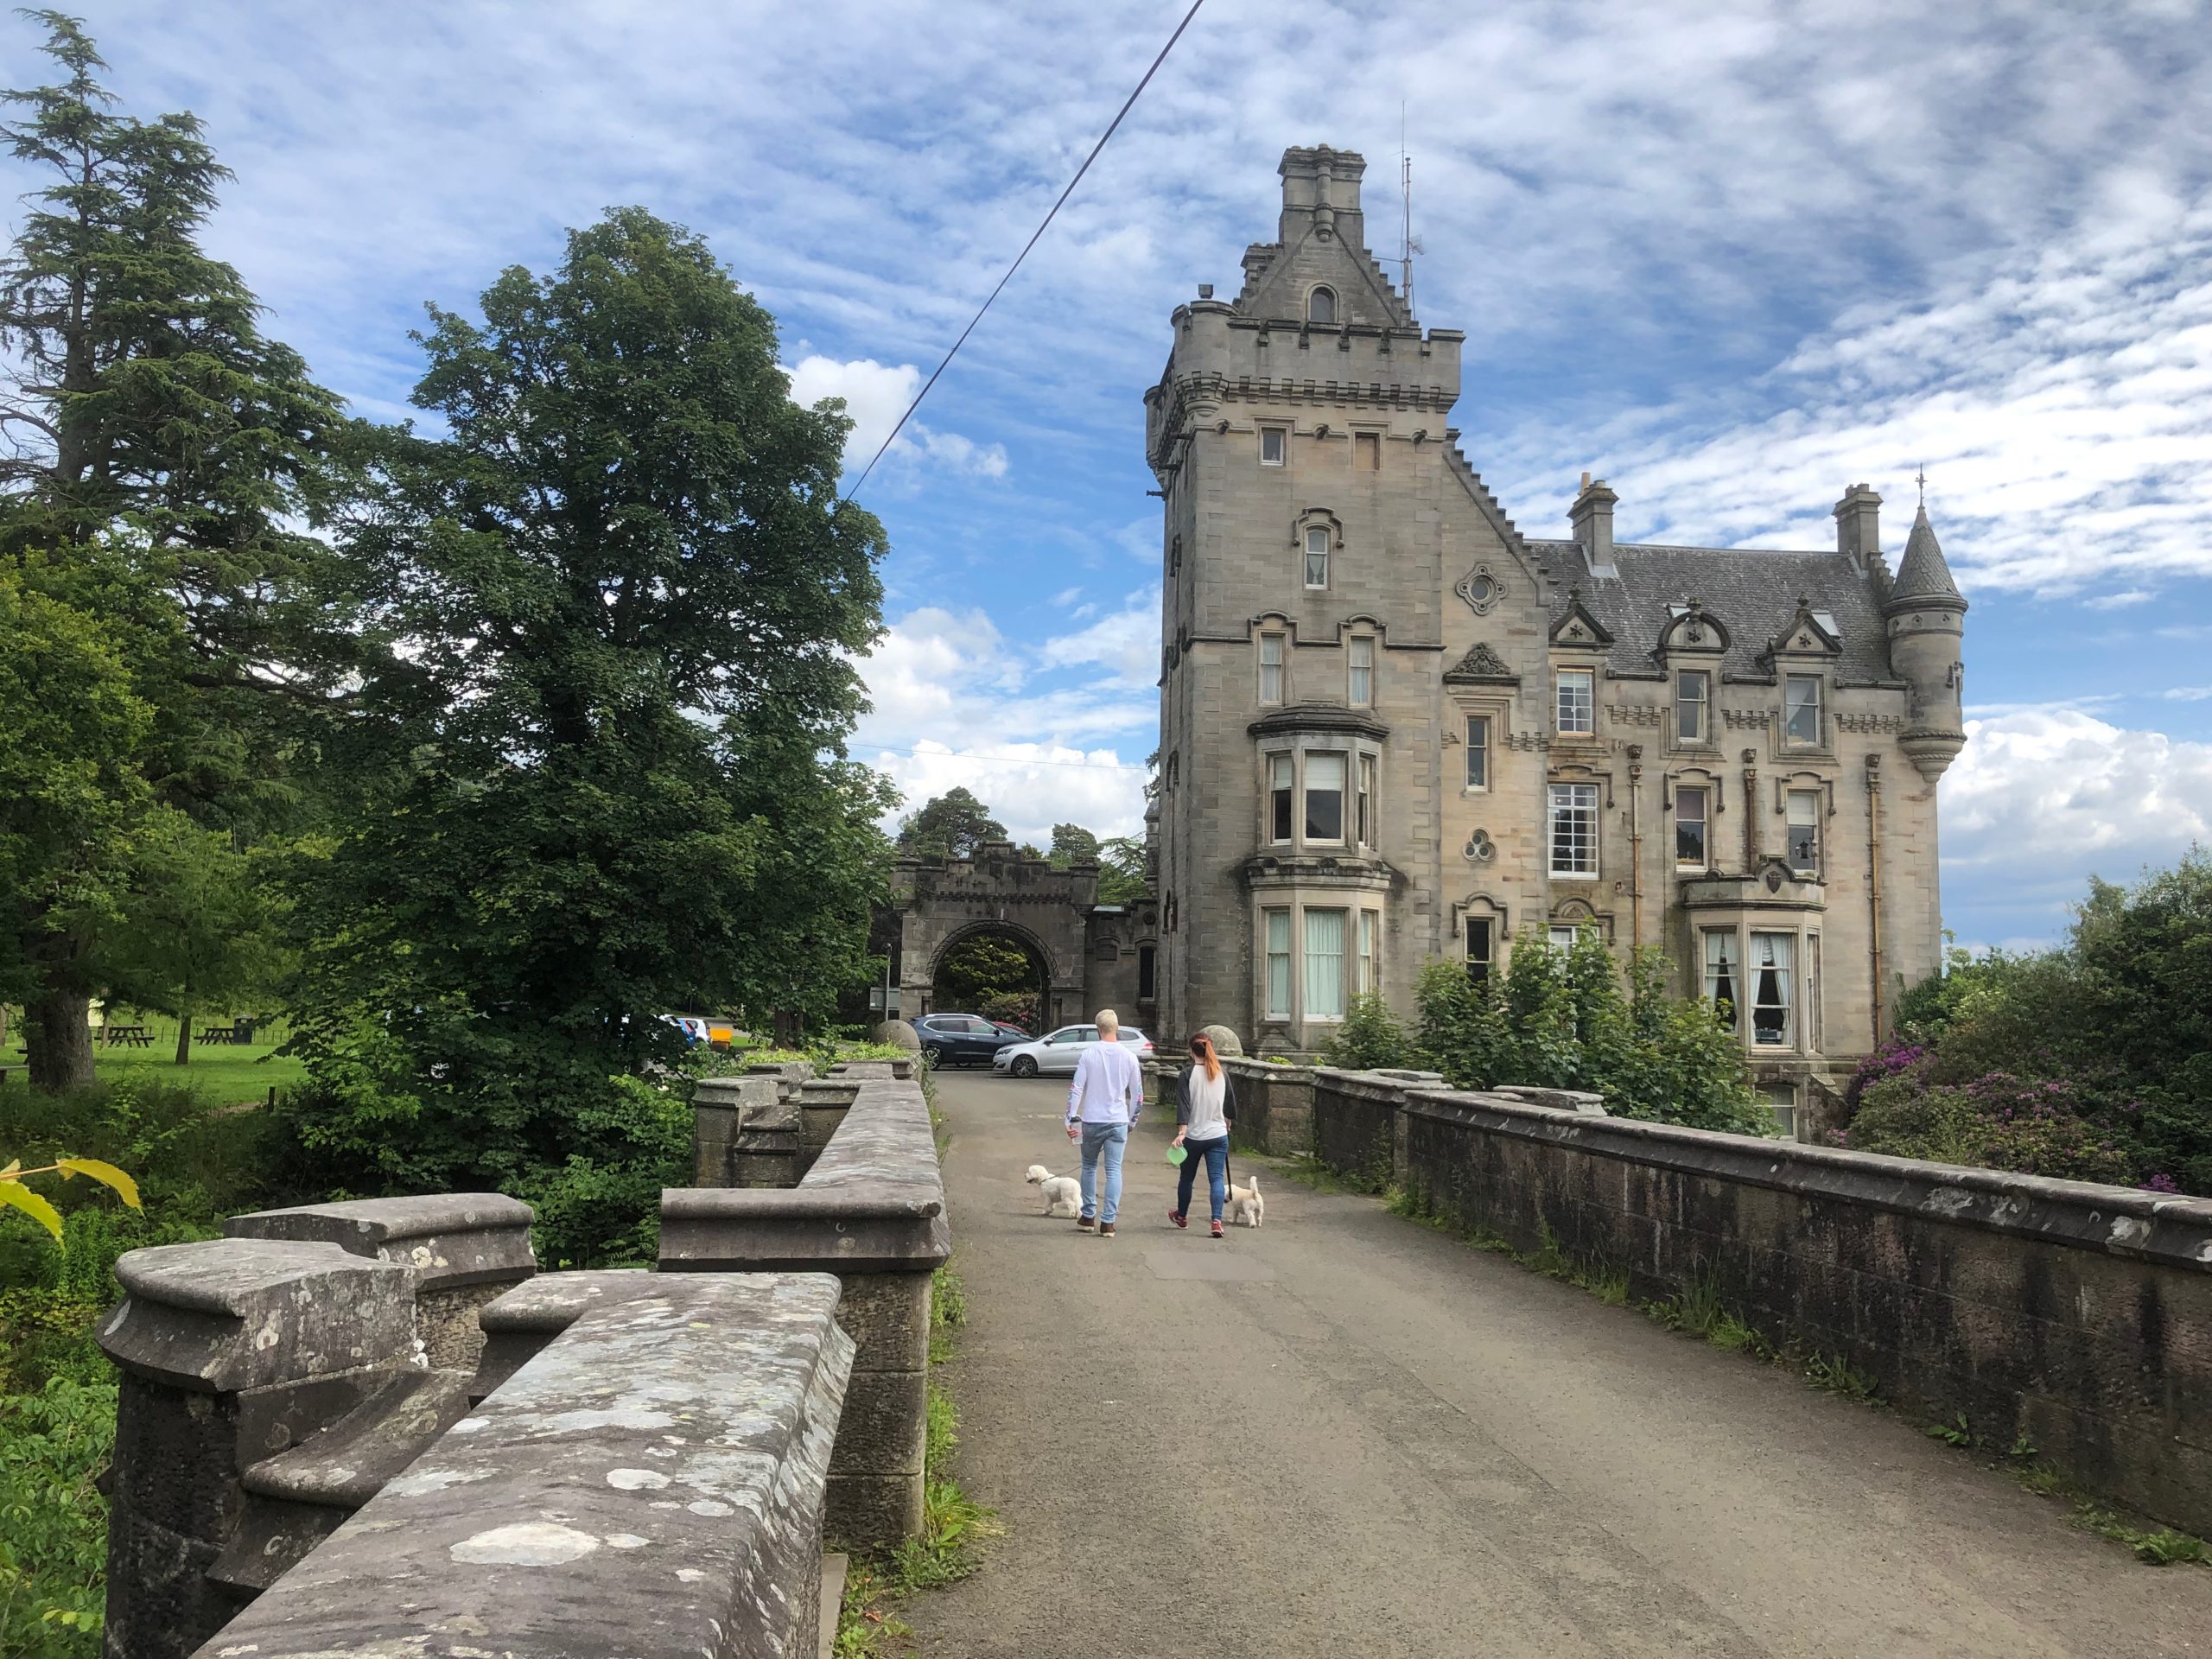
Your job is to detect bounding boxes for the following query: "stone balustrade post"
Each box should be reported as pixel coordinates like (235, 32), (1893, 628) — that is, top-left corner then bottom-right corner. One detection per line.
(226, 1193), (536, 1371)
(96, 1239), (420, 1659)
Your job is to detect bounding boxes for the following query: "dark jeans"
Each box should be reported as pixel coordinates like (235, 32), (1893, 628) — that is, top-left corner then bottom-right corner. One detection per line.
(1175, 1135), (1230, 1222)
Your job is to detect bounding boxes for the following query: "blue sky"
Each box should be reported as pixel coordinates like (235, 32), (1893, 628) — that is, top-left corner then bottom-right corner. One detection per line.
(22, 0), (2212, 950)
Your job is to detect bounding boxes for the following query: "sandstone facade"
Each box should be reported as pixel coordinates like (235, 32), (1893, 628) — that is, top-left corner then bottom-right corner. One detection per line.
(1145, 145), (1967, 1125)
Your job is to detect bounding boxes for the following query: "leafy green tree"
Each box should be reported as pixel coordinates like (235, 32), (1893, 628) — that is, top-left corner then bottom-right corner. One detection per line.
(0, 15), (339, 1089)
(1322, 992), (1413, 1071)
(899, 788), (1005, 861)
(1093, 835), (1150, 904)
(102, 813), (283, 1065)
(285, 207), (888, 1199)
(1049, 823), (1100, 867)
(935, 934), (1039, 1011)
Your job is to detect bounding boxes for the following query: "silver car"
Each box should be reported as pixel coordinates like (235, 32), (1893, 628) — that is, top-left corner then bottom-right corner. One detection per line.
(992, 1023), (1155, 1077)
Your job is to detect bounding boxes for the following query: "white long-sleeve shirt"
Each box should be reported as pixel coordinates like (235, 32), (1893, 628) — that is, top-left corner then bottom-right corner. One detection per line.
(1066, 1039), (1144, 1127)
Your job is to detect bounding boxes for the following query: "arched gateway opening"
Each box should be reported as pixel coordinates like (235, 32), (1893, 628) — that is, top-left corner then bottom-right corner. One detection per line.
(932, 924), (1052, 1037)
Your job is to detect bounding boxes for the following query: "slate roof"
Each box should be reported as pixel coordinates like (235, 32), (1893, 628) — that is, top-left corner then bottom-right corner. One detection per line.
(1529, 538), (1898, 683)
(1889, 505), (1967, 608)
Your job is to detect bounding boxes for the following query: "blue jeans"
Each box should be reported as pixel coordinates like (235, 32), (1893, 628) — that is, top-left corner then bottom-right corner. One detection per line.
(1078, 1122), (1129, 1224)
(1174, 1135), (1230, 1222)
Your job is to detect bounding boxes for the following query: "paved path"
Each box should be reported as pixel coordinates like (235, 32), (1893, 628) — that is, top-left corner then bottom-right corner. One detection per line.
(904, 1067), (2212, 1657)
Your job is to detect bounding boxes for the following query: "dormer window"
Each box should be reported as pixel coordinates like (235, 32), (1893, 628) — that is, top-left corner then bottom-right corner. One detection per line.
(1307, 285), (1336, 325)
(1304, 526), (1330, 589)
(1556, 668), (1595, 735)
(1675, 671), (1709, 743)
(1784, 675), (1822, 746)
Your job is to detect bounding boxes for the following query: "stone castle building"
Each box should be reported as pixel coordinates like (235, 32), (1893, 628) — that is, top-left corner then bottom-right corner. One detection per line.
(1143, 144), (1967, 1124)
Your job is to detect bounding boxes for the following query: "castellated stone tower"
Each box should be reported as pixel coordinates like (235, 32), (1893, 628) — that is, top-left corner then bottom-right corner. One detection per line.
(1144, 146), (1965, 1128)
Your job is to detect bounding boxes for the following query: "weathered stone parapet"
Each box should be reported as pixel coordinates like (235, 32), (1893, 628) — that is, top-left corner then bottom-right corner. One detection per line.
(188, 1274), (855, 1659)
(660, 1073), (948, 1548)
(694, 1072), (804, 1188)
(473, 1268), (657, 1399)
(1378, 1080), (2212, 1537)
(226, 1192), (536, 1371)
(1227, 1058), (1316, 1157)
(97, 1240), (424, 1659)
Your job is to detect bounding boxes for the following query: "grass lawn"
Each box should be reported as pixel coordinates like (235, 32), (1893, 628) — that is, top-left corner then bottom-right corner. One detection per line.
(1, 1014), (304, 1108)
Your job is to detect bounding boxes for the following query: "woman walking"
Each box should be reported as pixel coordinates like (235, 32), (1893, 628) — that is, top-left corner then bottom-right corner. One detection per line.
(1169, 1033), (1237, 1238)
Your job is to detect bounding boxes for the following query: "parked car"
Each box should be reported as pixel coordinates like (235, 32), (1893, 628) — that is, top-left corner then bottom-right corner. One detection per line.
(990, 1020), (1031, 1039)
(912, 1012), (1027, 1069)
(993, 1024), (1155, 1077)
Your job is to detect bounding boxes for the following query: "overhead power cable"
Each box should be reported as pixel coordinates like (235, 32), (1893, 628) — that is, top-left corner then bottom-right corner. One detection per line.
(841, 0), (1208, 501)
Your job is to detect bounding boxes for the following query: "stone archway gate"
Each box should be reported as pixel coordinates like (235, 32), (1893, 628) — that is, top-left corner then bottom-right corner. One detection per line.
(890, 843), (1099, 1032)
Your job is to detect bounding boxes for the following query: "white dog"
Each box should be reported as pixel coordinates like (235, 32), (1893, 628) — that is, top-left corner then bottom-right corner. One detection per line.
(1227, 1172), (1264, 1229)
(1026, 1164), (1083, 1219)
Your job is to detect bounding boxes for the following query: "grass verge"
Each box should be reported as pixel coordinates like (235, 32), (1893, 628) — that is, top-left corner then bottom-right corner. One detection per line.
(1380, 1179), (2211, 1568)
(832, 1262), (1002, 1655)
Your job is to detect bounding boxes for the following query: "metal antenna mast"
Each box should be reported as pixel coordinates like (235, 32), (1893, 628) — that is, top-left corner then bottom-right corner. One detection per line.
(1398, 106), (1421, 320)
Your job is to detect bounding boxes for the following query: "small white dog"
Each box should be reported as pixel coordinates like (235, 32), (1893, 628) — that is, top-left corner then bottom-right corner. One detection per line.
(1227, 1172), (1264, 1229)
(1025, 1164), (1083, 1219)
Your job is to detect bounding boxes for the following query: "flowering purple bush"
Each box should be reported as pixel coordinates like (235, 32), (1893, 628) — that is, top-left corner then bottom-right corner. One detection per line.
(1840, 1042), (1929, 1121)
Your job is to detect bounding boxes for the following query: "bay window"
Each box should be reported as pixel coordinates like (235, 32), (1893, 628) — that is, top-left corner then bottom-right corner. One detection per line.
(1356, 753), (1376, 847)
(1357, 909), (1380, 996)
(1703, 930), (1740, 1029)
(1751, 931), (1795, 1046)
(1303, 907), (1347, 1020)
(1264, 909), (1292, 1017)
(1304, 752), (1346, 842)
(1268, 753), (1294, 842)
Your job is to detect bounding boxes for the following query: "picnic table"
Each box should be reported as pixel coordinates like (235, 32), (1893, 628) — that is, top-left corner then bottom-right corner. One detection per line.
(199, 1020), (257, 1046)
(101, 1024), (152, 1048)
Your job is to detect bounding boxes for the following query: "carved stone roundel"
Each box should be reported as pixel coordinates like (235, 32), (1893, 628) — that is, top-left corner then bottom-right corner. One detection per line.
(1455, 563), (1503, 617)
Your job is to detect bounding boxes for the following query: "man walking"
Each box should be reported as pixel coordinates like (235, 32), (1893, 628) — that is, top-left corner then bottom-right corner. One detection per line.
(1065, 1008), (1144, 1236)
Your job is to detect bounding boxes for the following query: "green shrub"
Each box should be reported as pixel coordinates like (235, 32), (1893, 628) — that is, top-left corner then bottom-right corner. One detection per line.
(1321, 993), (1412, 1071)
(0, 1377), (116, 1658)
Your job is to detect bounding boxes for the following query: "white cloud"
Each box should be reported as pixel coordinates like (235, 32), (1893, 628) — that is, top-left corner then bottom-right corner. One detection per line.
(1942, 709), (2212, 936)
(782, 355), (1007, 480)
(2084, 588), (2157, 609)
(2166, 686), (2212, 702)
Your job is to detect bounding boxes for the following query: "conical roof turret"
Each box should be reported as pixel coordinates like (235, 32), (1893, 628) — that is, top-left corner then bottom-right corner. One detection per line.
(1887, 503), (1966, 612)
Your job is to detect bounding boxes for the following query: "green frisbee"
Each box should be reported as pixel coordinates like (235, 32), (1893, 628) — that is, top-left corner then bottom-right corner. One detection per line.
(1166, 1144), (1187, 1166)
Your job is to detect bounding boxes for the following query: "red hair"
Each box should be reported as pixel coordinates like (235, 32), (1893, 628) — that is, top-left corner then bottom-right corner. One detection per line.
(1189, 1033), (1221, 1083)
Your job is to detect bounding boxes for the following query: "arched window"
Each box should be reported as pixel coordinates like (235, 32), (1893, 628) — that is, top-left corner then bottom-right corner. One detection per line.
(1307, 285), (1336, 325)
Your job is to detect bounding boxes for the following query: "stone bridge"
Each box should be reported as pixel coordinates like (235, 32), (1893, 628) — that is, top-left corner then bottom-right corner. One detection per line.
(91, 1056), (2212, 1657)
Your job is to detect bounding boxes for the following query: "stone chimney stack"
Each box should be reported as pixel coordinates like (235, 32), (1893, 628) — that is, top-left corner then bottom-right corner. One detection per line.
(1834, 483), (1882, 575)
(1570, 475), (1618, 575)
(1278, 145), (1367, 248)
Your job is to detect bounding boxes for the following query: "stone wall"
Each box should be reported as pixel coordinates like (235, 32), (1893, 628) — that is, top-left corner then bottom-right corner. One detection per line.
(663, 1061), (949, 1549)
(1145, 1056), (1316, 1159)
(1302, 1068), (2212, 1536)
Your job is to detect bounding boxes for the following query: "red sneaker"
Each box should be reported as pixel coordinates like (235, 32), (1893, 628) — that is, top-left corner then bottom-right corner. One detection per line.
(1211, 1219), (1225, 1238)
(1169, 1210), (1187, 1229)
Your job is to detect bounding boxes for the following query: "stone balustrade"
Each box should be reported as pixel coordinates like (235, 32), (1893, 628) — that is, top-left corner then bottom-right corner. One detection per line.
(181, 1273), (852, 1659)
(1297, 1066), (2212, 1538)
(663, 1062), (949, 1548)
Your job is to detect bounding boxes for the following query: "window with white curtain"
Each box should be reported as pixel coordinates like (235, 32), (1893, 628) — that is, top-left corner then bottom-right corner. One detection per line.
(1303, 908), (1347, 1020)
(1357, 910), (1380, 996)
(1784, 676), (1822, 745)
(1751, 931), (1794, 1046)
(1259, 632), (1284, 703)
(1264, 909), (1292, 1017)
(1676, 670), (1710, 742)
(1348, 637), (1373, 705)
(1305, 525), (1331, 589)
(1703, 930), (1740, 1029)
(1548, 782), (1599, 876)
(1261, 427), (1286, 466)
(1304, 752), (1346, 842)
(1548, 924), (1580, 950)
